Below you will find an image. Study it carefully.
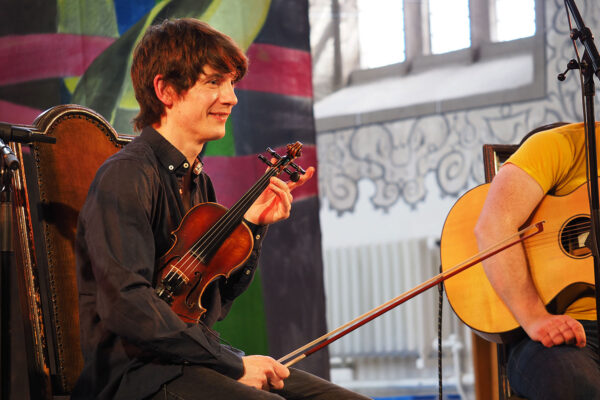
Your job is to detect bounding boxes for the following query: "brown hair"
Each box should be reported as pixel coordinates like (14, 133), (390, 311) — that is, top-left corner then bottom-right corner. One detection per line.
(131, 18), (248, 131)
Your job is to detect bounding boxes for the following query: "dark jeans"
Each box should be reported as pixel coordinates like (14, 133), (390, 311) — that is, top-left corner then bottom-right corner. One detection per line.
(508, 320), (600, 400)
(149, 366), (371, 400)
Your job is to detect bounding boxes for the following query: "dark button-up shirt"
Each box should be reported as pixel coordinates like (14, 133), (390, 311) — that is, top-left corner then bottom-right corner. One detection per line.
(72, 127), (267, 399)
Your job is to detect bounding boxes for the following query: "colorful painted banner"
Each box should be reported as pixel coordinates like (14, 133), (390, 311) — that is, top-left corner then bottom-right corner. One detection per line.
(1, 0), (328, 379)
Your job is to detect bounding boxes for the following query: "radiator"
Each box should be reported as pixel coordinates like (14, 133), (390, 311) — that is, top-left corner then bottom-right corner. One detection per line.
(323, 237), (456, 361)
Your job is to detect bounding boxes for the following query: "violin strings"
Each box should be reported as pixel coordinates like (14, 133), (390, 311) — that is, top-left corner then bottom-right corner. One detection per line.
(193, 144), (302, 266)
(197, 163), (280, 257)
(166, 158), (287, 282)
(199, 146), (302, 259)
(170, 170), (274, 278)
(162, 172), (272, 284)
(193, 169), (275, 260)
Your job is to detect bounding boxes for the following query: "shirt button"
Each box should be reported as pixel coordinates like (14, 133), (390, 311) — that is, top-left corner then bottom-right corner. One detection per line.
(245, 269), (251, 275)
(168, 165), (174, 171)
(255, 234), (261, 240)
(183, 162), (189, 168)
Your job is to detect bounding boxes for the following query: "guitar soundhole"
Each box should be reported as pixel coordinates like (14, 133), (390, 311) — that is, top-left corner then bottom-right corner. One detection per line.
(560, 215), (591, 259)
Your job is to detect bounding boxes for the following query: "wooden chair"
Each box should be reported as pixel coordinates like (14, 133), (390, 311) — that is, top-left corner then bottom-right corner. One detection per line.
(10, 105), (132, 399)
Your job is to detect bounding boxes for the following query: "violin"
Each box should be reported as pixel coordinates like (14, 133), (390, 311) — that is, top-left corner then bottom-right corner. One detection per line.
(155, 142), (305, 324)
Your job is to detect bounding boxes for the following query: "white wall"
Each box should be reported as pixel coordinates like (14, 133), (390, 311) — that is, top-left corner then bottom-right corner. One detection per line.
(316, 0), (597, 248)
(320, 174), (458, 247)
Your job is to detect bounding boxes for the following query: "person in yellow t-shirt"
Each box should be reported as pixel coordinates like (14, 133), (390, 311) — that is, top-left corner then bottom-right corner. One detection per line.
(475, 122), (600, 399)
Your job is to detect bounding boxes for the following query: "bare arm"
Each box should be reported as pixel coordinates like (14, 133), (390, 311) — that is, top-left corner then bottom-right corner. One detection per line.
(474, 163), (585, 347)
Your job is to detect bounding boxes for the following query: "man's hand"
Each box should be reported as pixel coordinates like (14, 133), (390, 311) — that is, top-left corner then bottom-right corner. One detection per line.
(238, 355), (290, 390)
(244, 166), (315, 225)
(523, 313), (586, 348)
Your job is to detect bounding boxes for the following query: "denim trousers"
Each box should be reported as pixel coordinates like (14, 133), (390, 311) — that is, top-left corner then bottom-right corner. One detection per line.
(149, 365), (371, 400)
(508, 319), (600, 400)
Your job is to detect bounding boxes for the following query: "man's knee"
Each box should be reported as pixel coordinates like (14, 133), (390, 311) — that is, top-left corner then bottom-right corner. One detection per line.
(508, 342), (600, 399)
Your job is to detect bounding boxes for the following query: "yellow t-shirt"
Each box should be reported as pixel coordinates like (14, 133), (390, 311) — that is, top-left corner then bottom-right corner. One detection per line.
(506, 122), (598, 320)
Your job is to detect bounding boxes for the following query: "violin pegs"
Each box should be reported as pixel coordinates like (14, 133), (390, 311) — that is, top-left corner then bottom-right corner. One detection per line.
(258, 154), (274, 166)
(283, 167), (301, 182)
(266, 147), (282, 159)
(289, 162), (306, 174)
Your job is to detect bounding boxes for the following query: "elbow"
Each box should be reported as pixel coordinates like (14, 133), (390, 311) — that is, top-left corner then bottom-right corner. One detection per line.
(474, 211), (518, 250)
(473, 212), (502, 250)
(473, 216), (487, 246)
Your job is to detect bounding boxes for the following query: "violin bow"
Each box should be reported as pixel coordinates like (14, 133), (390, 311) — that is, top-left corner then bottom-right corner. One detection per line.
(277, 221), (545, 367)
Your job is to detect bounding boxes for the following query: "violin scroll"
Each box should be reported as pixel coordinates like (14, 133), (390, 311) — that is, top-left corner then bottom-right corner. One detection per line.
(258, 141), (306, 182)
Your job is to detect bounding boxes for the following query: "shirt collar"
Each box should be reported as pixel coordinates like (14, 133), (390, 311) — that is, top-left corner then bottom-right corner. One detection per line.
(139, 126), (202, 176)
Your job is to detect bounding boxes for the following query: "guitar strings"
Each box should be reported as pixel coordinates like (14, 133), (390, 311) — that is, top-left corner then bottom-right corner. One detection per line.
(448, 220), (594, 261)
(520, 221), (592, 253)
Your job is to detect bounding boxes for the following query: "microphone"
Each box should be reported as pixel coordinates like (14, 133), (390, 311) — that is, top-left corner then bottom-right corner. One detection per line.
(0, 122), (56, 144)
(565, 0), (600, 80)
(0, 138), (19, 170)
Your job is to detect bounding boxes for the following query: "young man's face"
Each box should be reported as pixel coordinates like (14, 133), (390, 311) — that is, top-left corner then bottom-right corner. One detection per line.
(170, 65), (238, 143)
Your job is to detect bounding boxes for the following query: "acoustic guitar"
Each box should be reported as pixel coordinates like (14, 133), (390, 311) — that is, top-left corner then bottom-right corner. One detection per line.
(441, 182), (595, 344)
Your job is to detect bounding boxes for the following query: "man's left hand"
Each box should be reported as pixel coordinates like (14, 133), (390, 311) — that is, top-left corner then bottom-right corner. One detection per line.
(244, 166), (315, 225)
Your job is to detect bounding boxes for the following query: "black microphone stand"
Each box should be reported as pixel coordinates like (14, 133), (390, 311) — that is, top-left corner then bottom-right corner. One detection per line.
(563, 0), (600, 360)
(0, 138), (19, 400)
(0, 124), (55, 400)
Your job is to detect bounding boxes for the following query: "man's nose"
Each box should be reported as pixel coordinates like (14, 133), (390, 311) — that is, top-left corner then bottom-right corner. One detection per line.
(220, 82), (238, 105)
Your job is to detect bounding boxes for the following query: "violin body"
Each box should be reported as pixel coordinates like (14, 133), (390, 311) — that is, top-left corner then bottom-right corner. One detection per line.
(156, 202), (253, 323)
(155, 141), (304, 324)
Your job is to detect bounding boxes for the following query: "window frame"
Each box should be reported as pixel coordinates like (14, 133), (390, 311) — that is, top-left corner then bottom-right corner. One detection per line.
(315, 0), (545, 132)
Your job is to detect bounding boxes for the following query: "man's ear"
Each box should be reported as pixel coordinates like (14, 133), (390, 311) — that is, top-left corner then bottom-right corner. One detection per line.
(153, 75), (176, 106)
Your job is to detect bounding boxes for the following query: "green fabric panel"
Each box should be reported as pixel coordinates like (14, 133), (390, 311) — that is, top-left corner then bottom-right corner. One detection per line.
(57, 0), (119, 37)
(213, 269), (269, 355)
(201, 0), (271, 50)
(71, 13), (152, 128)
(203, 118), (235, 156)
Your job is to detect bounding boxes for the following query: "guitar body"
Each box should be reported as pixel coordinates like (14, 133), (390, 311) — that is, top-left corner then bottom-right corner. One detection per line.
(441, 182), (594, 343)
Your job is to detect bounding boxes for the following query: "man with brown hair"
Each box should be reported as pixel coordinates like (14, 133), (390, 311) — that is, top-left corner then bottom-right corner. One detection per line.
(72, 18), (369, 400)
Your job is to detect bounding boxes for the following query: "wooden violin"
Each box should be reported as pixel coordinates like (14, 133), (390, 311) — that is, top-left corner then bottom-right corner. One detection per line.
(155, 142), (306, 324)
